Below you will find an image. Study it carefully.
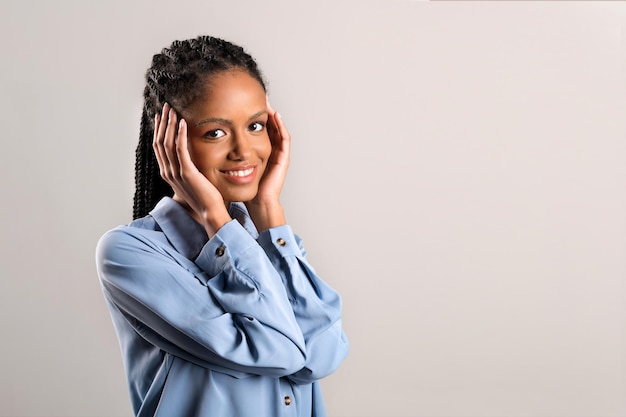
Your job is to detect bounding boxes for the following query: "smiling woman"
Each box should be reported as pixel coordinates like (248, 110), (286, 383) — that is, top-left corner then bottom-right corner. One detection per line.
(95, 35), (349, 417)
(181, 70), (272, 206)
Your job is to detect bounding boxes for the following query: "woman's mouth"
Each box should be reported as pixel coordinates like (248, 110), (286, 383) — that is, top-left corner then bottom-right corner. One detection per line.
(223, 167), (254, 177)
(220, 165), (258, 184)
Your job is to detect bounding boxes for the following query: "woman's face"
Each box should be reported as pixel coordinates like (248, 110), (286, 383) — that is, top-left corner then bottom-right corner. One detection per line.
(182, 69), (271, 204)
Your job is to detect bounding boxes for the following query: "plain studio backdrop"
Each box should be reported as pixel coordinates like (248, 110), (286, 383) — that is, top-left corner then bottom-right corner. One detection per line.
(1, 1), (625, 416)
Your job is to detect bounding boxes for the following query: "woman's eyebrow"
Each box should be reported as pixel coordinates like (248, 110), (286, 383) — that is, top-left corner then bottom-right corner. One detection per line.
(196, 117), (231, 127)
(196, 110), (267, 127)
(248, 109), (267, 120)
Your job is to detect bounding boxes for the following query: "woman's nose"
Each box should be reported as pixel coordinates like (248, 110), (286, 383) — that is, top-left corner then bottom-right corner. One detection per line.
(228, 132), (252, 160)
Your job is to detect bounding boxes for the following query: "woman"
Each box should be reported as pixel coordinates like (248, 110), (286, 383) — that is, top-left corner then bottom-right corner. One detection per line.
(96, 36), (349, 417)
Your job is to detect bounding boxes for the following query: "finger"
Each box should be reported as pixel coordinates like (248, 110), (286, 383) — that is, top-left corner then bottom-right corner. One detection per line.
(266, 110), (280, 146)
(274, 112), (291, 157)
(266, 98), (281, 141)
(175, 118), (195, 176)
(163, 106), (182, 180)
(153, 104), (170, 178)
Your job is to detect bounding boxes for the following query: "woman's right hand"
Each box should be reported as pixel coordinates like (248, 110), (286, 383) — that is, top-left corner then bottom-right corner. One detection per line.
(153, 103), (231, 237)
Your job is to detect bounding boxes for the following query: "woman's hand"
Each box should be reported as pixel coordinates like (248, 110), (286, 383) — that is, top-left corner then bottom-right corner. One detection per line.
(245, 100), (291, 231)
(153, 103), (231, 237)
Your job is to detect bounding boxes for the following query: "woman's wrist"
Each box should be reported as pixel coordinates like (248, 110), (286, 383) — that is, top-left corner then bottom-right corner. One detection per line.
(246, 200), (286, 232)
(200, 207), (232, 238)
(173, 195), (232, 238)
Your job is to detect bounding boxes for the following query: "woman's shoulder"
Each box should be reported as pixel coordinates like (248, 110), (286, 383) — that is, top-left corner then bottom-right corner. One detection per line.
(96, 215), (168, 262)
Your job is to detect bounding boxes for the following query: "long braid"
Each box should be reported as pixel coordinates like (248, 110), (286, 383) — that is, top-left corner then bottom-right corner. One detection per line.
(132, 35), (266, 219)
(133, 108), (170, 219)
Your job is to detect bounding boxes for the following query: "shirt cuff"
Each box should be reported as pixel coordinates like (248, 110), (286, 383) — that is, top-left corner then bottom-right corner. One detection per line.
(194, 219), (258, 276)
(257, 225), (303, 258)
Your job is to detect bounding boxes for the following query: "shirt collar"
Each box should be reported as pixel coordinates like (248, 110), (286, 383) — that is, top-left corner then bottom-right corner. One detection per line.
(150, 197), (208, 260)
(149, 197), (259, 260)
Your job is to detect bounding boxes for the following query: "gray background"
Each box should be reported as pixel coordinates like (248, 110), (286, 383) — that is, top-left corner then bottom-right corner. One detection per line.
(1, 1), (625, 416)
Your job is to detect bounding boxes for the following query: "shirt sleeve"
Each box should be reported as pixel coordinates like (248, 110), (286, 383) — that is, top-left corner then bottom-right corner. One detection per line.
(96, 220), (307, 379)
(257, 225), (349, 385)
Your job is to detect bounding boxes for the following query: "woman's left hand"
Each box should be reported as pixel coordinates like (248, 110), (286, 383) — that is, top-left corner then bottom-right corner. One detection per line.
(245, 99), (290, 230)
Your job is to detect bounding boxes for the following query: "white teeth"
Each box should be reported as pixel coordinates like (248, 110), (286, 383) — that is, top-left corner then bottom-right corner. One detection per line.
(225, 168), (254, 177)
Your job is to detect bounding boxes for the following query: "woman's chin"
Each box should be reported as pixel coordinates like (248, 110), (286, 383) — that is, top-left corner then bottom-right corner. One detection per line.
(220, 188), (259, 205)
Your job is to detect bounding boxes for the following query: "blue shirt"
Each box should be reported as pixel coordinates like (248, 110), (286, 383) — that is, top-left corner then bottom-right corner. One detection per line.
(96, 197), (349, 417)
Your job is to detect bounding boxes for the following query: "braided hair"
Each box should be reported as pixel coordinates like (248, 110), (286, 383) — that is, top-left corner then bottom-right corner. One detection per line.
(133, 35), (267, 219)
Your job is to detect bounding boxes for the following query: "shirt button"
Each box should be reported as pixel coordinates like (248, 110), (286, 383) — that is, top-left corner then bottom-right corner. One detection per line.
(284, 396), (292, 406)
(276, 238), (286, 247)
(215, 246), (225, 257)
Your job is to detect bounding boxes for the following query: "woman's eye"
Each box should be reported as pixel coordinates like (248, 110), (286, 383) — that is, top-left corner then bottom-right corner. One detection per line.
(204, 129), (226, 139)
(249, 122), (265, 133)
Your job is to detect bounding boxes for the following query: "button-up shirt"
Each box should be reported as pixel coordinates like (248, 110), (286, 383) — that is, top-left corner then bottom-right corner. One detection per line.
(96, 197), (349, 417)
